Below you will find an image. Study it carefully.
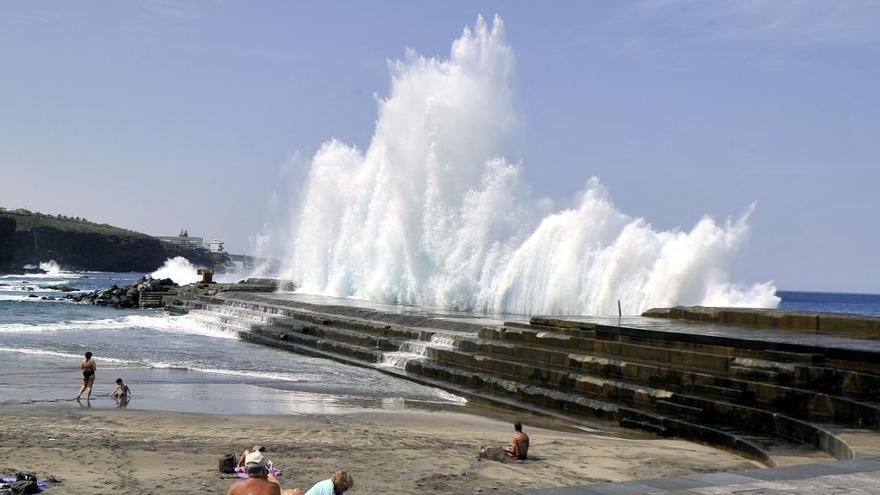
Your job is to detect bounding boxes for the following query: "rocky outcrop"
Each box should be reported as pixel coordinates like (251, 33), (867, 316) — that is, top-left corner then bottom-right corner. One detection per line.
(0, 210), (218, 273)
(0, 215), (15, 272)
(66, 276), (178, 308)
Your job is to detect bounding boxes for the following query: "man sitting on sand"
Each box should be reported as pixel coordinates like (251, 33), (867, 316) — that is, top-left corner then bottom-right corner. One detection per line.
(226, 451), (304, 495)
(502, 421), (529, 460)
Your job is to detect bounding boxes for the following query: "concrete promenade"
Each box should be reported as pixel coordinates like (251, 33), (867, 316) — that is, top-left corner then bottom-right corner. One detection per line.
(501, 458), (880, 494)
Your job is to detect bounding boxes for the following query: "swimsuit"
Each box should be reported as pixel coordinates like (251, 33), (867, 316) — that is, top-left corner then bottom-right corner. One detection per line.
(82, 361), (94, 380)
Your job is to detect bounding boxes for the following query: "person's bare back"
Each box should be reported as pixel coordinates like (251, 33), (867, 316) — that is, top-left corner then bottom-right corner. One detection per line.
(226, 477), (281, 495)
(501, 421), (530, 460)
(511, 430), (529, 459)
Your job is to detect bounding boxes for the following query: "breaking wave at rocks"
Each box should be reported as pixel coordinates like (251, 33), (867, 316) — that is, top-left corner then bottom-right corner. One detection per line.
(280, 16), (779, 315)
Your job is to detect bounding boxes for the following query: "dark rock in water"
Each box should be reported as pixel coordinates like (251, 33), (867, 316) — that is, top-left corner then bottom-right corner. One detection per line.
(20, 267), (48, 275)
(65, 275), (179, 309)
(38, 284), (80, 292)
(27, 294), (38, 298)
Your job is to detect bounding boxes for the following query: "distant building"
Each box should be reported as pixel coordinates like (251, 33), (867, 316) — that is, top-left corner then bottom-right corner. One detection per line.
(207, 239), (225, 253)
(156, 230), (204, 251)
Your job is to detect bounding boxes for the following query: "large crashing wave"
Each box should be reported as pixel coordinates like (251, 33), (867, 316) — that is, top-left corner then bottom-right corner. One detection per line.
(281, 16), (779, 315)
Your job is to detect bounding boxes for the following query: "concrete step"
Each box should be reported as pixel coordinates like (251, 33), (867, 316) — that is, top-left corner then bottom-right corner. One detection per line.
(481, 326), (735, 373)
(173, 293), (876, 466)
(693, 383), (752, 402)
(423, 345), (868, 459)
(247, 325), (384, 364)
(466, 336), (880, 428)
(730, 364), (787, 383)
(656, 399), (704, 419)
(619, 418), (669, 436)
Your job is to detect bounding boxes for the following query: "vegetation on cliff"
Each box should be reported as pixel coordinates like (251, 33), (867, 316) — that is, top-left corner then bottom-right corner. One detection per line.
(0, 208), (222, 273)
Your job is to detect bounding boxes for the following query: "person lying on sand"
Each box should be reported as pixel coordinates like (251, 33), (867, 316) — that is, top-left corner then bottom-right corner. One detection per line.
(304, 470), (353, 495)
(501, 421), (529, 460)
(237, 445), (266, 469)
(226, 451), (304, 495)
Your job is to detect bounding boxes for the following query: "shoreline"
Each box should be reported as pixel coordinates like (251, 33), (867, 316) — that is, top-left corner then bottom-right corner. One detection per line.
(0, 407), (758, 495)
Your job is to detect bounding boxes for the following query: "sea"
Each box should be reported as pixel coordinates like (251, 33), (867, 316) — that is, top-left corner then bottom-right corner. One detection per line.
(0, 269), (468, 415)
(1, 269), (877, 415)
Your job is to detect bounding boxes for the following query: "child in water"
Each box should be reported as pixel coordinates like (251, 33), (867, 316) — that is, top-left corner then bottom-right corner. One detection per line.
(109, 378), (132, 400)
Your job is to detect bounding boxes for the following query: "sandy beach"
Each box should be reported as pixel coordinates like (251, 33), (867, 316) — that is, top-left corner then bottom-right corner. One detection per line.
(0, 406), (758, 495)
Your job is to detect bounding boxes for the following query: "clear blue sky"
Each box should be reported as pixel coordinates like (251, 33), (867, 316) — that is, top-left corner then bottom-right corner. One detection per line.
(1, 1), (878, 293)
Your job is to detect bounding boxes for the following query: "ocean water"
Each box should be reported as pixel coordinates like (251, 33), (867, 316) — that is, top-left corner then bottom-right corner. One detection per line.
(0, 270), (466, 415)
(1, 269), (876, 416)
(778, 290), (880, 317)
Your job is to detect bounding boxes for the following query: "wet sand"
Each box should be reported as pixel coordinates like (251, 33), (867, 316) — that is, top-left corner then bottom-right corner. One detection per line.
(0, 407), (757, 495)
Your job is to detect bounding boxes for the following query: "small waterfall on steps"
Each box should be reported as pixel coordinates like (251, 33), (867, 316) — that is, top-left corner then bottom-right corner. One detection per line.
(379, 334), (457, 369)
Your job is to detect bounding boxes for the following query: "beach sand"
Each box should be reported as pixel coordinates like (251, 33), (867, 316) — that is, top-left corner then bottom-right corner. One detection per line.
(0, 406), (758, 495)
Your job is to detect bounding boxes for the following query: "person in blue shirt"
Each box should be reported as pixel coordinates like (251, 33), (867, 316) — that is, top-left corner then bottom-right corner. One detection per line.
(304, 471), (353, 495)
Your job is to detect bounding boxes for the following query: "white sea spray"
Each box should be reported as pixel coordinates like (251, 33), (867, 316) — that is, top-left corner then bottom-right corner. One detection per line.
(280, 16), (779, 315)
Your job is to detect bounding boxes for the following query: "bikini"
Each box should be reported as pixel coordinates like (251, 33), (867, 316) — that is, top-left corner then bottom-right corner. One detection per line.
(82, 360), (95, 380)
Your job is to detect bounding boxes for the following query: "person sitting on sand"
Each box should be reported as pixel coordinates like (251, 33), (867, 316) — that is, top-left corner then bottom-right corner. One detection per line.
(74, 351), (96, 401)
(226, 451), (304, 495)
(109, 377), (132, 399)
(502, 421), (529, 460)
(304, 470), (353, 495)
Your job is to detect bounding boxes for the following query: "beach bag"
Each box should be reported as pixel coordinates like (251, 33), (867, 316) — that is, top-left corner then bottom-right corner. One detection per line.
(10, 480), (38, 495)
(219, 453), (238, 474)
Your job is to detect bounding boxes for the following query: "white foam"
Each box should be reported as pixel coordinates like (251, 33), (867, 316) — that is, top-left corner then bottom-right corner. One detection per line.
(0, 347), (319, 382)
(279, 16), (780, 316)
(429, 388), (468, 404)
(0, 347), (138, 365)
(377, 351), (425, 369)
(0, 284), (57, 293)
(149, 362), (319, 382)
(0, 273), (80, 280)
(151, 257), (204, 284)
(0, 295), (64, 303)
(39, 260), (62, 274)
(0, 314), (229, 339)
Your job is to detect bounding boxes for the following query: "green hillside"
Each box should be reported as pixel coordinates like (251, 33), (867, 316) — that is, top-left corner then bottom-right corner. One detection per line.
(1, 208), (152, 238)
(0, 207), (218, 273)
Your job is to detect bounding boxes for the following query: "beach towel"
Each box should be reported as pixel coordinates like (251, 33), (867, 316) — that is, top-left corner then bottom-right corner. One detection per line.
(0, 476), (48, 494)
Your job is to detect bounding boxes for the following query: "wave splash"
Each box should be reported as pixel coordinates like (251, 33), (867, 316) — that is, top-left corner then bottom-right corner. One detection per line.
(151, 256), (202, 285)
(39, 260), (63, 275)
(280, 16), (779, 315)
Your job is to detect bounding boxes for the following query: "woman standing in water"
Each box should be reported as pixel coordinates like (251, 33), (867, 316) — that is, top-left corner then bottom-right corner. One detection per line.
(75, 351), (96, 400)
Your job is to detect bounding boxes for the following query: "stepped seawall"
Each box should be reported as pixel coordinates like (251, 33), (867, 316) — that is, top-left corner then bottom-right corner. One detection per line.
(168, 289), (880, 467)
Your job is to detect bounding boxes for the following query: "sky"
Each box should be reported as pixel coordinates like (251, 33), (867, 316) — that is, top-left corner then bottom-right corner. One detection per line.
(1, 1), (878, 293)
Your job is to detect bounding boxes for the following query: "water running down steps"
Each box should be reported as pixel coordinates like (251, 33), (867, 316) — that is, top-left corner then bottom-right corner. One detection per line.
(379, 334), (459, 369)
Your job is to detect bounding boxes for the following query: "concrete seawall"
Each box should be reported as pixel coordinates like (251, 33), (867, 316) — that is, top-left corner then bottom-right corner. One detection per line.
(168, 290), (880, 467)
(643, 306), (880, 340)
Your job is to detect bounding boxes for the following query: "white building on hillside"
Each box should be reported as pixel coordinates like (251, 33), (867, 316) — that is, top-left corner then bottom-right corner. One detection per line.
(156, 230), (204, 251)
(207, 239), (225, 253)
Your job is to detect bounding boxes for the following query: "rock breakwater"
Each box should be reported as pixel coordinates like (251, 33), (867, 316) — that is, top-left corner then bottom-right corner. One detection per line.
(66, 276), (178, 308)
